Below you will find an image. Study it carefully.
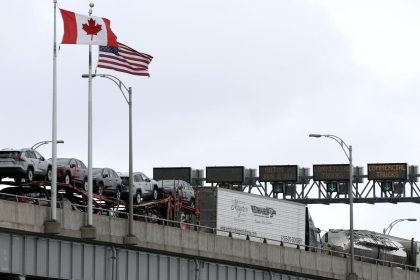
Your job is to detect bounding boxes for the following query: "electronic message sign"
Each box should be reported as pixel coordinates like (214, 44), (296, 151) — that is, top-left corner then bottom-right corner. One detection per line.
(367, 163), (407, 181)
(153, 167), (192, 183)
(259, 165), (298, 182)
(313, 164), (349, 181)
(206, 166), (245, 184)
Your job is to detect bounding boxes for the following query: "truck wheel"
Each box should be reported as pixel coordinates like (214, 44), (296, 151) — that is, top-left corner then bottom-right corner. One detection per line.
(26, 168), (34, 183)
(190, 199), (195, 208)
(135, 190), (142, 205)
(152, 186), (158, 200)
(64, 173), (71, 185)
(46, 167), (52, 182)
(115, 187), (121, 200)
(97, 183), (104, 195)
(83, 179), (88, 192)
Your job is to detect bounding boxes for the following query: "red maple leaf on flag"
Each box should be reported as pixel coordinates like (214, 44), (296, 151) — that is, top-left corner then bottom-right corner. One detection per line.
(82, 18), (102, 40)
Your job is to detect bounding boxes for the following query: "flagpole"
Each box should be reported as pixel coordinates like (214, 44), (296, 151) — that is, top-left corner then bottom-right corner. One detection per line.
(87, 3), (94, 227)
(81, 2), (96, 239)
(52, 0), (58, 222)
(45, 0), (61, 234)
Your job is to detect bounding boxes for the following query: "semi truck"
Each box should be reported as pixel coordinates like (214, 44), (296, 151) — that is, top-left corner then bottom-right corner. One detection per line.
(322, 229), (420, 269)
(199, 187), (321, 250)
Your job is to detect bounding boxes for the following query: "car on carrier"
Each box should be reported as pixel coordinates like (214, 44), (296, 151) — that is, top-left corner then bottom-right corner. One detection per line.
(55, 158), (88, 190)
(0, 148), (52, 183)
(157, 179), (196, 207)
(92, 168), (123, 199)
(119, 172), (160, 205)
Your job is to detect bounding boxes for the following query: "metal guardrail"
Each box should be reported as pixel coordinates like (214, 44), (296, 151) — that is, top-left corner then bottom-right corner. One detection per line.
(0, 191), (418, 272)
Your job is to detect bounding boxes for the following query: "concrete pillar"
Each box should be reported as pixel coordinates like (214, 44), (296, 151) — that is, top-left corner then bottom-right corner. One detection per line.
(44, 219), (61, 234)
(80, 225), (96, 239)
(347, 272), (358, 280)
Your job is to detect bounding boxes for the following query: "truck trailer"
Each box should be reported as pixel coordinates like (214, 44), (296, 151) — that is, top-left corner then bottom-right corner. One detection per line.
(322, 229), (420, 269)
(199, 187), (321, 250)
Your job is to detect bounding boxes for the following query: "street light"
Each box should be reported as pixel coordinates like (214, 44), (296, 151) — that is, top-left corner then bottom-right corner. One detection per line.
(383, 218), (417, 235)
(31, 140), (64, 150)
(309, 133), (356, 279)
(82, 73), (137, 244)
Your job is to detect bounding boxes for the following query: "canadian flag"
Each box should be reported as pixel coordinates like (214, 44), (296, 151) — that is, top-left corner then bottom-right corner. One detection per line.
(60, 9), (117, 47)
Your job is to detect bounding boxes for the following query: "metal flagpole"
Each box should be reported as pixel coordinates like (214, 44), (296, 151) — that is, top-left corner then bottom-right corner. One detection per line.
(87, 3), (94, 227)
(81, 2), (96, 239)
(51, 0), (58, 222)
(45, 0), (61, 234)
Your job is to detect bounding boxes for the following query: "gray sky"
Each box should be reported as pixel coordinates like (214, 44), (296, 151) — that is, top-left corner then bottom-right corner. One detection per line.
(2, 0), (420, 241)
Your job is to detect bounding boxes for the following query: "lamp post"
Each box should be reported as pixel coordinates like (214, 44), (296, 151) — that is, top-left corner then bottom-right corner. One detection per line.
(32, 139), (64, 232)
(31, 140), (64, 150)
(309, 133), (356, 279)
(383, 218), (417, 235)
(82, 73), (137, 244)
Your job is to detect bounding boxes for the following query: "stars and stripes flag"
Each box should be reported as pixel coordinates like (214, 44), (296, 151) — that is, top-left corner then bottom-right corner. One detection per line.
(97, 43), (153, 76)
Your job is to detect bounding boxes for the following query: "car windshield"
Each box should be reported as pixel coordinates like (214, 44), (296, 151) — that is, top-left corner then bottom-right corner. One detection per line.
(0, 151), (20, 158)
(92, 169), (102, 176)
(56, 158), (70, 165)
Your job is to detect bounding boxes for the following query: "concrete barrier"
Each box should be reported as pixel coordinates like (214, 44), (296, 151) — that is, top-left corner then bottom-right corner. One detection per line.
(0, 199), (419, 280)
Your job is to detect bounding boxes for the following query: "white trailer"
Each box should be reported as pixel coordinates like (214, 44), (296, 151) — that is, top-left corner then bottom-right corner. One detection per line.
(200, 188), (319, 248)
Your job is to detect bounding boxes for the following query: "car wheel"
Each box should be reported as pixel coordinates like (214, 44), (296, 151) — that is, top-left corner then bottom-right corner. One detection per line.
(64, 173), (71, 185)
(26, 168), (34, 183)
(46, 168), (52, 182)
(83, 179), (88, 192)
(97, 183), (104, 195)
(152, 186), (158, 200)
(134, 190), (142, 205)
(115, 187), (121, 200)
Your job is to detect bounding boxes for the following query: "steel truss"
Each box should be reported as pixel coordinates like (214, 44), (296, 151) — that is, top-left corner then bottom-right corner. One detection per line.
(241, 179), (420, 204)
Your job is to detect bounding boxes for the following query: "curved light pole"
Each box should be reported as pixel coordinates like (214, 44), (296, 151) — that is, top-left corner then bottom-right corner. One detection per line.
(82, 73), (137, 244)
(309, 133), (356, 279)
(383, 218), (417, 235)
(32, 139), (63, 234)
(31, 140), (64, 150)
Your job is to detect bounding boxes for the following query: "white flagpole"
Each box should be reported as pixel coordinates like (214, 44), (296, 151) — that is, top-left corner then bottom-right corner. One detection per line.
(87, 3), (94, 227)
(45, 0), (60, 234)
(51, 0), (58, 222)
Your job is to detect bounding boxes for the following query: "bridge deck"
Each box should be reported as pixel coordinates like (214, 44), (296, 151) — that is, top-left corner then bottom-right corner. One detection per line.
(0, 199), (418, 280)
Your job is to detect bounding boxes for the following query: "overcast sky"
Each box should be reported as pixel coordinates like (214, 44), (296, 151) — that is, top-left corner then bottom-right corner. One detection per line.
(2, 0), (420, 241)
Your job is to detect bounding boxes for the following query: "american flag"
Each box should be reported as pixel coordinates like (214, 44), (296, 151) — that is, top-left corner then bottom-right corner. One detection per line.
(97, 43), (153, 76)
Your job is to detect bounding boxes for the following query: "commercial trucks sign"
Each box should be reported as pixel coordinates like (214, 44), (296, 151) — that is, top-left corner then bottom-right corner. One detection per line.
(368, 163), (407, 181)
(259, 165), (298, 182)
(313, 164), (350, 181)
(216, 188), (305, 245)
